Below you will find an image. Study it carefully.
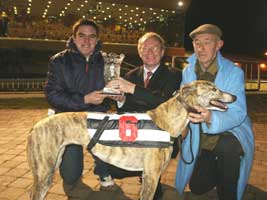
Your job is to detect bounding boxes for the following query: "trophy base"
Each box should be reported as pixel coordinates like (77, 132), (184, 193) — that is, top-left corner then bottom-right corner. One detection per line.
(101, 87), (122, 96)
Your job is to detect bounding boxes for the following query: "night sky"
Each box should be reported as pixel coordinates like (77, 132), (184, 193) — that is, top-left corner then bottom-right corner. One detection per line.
(184, 0), (267, 58)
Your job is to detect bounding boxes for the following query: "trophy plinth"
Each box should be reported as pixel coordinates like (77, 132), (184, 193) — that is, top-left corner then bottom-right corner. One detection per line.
(101, 87), (122, 95)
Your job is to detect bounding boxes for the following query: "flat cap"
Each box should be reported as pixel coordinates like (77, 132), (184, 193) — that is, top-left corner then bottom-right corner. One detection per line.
(189, 24), (222, 39)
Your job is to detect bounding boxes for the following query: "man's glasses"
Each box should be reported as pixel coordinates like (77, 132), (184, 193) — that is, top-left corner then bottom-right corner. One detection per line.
(141, 46), (161, 54)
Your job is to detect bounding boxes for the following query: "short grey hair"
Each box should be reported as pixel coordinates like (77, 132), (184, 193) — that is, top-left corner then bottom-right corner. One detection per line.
(137, 32), (165, 54)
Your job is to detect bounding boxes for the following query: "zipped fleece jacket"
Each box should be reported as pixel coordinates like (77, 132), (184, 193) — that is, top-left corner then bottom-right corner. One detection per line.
(45, 37), (109, 113)
(175, 52), (254, 200)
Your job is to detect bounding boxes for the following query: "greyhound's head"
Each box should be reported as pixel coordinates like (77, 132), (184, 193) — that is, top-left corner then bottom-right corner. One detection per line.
(101, 52), (125, 83)
(177, 80), (236, 112)
(147, 80), (236, 137)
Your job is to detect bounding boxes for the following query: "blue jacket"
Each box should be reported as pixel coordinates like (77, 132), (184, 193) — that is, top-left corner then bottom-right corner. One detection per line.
(175, 52), (254, 200)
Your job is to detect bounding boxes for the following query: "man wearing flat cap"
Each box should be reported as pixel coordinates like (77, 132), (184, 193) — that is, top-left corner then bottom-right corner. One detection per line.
(175, 24), (254, 200)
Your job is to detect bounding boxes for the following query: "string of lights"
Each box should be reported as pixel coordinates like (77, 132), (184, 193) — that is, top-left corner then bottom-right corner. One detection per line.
(4, 0), (187, 28)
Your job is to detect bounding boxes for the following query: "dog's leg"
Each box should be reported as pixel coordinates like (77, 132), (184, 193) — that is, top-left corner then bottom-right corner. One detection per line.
(28, 133), (52, 200)
(27, 112), (89, 200)
(29, 140), (67, 200)
(30, 173), (52, 200)
(27, 127), (68, 200)
(141, 172), (161, 200)
(140, 148), (170, 200)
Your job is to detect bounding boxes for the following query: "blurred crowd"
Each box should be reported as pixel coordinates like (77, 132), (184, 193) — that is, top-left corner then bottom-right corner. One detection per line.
(5, 18), (144, 44)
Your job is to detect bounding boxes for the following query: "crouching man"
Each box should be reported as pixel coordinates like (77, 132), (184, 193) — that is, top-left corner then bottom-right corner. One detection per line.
(175, 24), (254, 200)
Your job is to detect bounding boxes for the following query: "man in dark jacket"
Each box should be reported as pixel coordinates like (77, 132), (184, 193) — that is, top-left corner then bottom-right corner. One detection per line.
(44, 19), (109, 197)
(106, 32), (182, 200)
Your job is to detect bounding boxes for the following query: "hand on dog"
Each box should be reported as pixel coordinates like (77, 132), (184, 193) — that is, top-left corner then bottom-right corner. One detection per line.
(84, 90), (108, 104)
(107, 78), (136, 94)
(188, 106), (212, 124)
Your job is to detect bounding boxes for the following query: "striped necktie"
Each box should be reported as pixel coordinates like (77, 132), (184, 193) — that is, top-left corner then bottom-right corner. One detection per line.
(144, 71), (153, 88)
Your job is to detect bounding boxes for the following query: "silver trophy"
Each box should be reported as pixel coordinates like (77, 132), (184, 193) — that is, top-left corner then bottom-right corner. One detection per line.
(101, 52), (125, 95)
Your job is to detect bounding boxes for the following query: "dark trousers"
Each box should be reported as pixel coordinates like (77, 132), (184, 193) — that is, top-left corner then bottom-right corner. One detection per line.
(189, 134), (244, 200)
(60, 144), (84, 185)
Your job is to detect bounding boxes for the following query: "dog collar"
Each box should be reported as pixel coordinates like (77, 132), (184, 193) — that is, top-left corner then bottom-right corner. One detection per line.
(176, 94), (199, 114)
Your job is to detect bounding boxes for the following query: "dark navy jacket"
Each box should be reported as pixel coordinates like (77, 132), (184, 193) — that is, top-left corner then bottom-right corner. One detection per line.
(44, 37), (109, 113)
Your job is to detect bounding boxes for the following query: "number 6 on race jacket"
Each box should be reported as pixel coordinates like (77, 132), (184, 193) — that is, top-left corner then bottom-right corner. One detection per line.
(119, 116), (138, 141)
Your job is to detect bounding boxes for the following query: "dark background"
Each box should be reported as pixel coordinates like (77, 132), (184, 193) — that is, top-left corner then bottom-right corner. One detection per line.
(184, 0), (267, 58)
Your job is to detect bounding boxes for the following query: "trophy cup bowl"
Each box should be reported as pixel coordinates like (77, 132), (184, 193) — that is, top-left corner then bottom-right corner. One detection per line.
(101, 52), (125, 95)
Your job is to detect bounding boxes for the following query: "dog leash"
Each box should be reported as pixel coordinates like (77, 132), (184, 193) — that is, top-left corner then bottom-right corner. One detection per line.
(178, 125), (194, 165)
(87, 116), (110, 151)
(174, 94), (196, 164)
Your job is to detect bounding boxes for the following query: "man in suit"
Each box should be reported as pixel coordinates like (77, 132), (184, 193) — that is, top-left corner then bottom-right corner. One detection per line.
(110, 32), (181, 112)
(105, 32), (182, 200)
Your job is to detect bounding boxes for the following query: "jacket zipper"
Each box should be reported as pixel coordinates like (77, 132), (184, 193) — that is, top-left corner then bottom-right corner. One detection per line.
(85, 56), (89, 72)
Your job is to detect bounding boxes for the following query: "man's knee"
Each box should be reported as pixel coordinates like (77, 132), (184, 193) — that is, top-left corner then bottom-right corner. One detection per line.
(215, 133), (243, 158)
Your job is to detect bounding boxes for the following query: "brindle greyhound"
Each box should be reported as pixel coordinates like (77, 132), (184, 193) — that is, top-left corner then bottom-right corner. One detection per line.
(27, 80), (236, 200)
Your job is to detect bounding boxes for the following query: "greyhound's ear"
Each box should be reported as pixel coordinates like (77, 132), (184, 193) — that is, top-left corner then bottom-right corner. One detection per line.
(180, 84), (196, 98)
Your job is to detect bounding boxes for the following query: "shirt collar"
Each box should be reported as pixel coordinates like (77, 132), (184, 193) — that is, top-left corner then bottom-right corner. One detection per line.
(143, 64), (160, 78)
